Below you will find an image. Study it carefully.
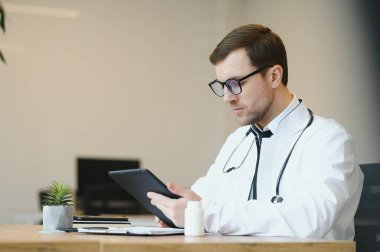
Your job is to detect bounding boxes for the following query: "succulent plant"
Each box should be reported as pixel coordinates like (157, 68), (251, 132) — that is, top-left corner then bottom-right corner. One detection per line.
(0, 3), (6, 63)
(42, 181), (74, 206)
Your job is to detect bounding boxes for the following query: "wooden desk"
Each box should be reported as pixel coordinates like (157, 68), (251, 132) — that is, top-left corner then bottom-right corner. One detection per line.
(0, 225), (355, 252)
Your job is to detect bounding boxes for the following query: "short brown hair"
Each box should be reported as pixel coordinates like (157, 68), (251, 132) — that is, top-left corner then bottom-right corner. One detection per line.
(209, 24), (288, 85)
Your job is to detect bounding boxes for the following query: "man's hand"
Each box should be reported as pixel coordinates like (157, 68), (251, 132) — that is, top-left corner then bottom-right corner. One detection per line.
(147, 182), (201, 227)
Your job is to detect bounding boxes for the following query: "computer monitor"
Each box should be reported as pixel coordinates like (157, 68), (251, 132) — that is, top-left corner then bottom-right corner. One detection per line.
(76, 157), (145, 215)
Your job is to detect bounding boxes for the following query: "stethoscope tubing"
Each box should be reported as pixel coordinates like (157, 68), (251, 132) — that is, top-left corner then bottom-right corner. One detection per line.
(222, 100), (314, 204)
(272, 109), (314, 202)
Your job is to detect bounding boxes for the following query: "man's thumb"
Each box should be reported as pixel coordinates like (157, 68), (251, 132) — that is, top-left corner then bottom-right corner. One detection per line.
(167, 182), (188, 197)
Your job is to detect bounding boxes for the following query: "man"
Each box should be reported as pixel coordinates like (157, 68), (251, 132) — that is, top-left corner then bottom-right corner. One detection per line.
(147, 24), (363, 240)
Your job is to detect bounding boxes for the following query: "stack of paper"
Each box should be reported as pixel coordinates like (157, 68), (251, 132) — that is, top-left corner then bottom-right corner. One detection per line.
(78, 226), (184, 236)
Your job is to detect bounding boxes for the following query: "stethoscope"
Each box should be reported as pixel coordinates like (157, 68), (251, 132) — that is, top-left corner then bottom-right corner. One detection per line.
(222, 101), (314, 204)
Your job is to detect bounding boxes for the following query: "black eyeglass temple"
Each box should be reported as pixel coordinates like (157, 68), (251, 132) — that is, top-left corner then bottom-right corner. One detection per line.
(239, 65), (273, 82)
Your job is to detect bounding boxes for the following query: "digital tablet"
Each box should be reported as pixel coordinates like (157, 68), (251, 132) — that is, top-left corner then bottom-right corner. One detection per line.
(109, 168), (180, 228)
(73, 215), (130, 224)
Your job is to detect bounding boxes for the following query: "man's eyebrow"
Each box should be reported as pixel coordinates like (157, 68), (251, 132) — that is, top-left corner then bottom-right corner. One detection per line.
(216, 75), (243, 83)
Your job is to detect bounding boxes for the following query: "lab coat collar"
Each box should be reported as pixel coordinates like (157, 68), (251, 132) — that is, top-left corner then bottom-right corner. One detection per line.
(256, 95), (309, 135)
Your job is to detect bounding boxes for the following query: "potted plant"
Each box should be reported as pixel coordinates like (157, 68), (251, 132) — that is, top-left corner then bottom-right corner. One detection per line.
(42, 181), (74, 231)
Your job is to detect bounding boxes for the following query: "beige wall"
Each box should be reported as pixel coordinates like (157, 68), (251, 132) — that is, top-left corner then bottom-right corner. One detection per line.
(0, 0), (378, 223)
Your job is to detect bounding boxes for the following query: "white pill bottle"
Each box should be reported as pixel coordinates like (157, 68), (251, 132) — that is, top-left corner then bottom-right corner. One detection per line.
(184, 201), (205, 236)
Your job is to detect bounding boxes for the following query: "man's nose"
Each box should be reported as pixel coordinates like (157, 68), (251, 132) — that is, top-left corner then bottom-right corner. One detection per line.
(223, 86), (238, 103)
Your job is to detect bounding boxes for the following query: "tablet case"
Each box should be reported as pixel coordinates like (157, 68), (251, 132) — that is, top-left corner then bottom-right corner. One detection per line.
(109, 168), (180, 228)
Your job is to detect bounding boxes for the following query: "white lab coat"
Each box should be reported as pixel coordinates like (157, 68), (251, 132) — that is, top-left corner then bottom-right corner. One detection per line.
(191, 97), (364, 240)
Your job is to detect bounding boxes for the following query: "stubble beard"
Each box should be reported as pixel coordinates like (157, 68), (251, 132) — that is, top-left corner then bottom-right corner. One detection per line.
(237, 110), (264, 126)
(237, 100), (273, 126)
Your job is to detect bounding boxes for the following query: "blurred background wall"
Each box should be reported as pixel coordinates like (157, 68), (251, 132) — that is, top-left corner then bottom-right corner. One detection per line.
(0, 0), (379, 223)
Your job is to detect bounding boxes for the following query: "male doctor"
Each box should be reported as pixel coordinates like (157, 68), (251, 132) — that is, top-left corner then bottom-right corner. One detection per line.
(147, 24), (364, 240)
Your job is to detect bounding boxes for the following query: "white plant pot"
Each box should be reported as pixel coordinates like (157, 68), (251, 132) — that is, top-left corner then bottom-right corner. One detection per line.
(42, 205), (74, 231)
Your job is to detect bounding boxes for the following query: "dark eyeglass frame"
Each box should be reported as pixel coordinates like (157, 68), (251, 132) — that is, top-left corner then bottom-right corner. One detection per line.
(208, 65), (273, 97)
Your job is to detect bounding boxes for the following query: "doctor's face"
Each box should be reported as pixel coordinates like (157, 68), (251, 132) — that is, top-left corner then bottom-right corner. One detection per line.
(214, 48), (274, 126)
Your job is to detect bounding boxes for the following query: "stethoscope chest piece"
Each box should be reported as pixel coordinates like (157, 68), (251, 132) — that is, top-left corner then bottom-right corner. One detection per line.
(271, 195), (283, 204)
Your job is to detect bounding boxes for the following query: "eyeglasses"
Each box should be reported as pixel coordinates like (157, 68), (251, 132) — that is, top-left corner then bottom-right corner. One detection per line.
(208, 65), (272, 97)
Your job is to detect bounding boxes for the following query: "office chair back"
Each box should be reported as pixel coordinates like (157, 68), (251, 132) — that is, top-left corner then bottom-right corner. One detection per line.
(355, 163), (380, 252)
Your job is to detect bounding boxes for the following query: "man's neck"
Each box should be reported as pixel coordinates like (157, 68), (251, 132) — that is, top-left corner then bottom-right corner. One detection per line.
(258, 87), (293, 129)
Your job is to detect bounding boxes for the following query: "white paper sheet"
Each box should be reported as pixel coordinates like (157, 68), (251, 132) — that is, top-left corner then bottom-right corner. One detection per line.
(78, 226), (184, 236)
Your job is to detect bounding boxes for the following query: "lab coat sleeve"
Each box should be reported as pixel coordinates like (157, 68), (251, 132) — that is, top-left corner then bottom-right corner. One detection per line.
(191, 163), (222, 201)
(200, 120), (364, 239)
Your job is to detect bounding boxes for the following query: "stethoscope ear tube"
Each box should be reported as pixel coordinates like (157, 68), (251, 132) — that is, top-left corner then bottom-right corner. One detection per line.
(223, 128), (255, 173)
(271, 108), (314, 204)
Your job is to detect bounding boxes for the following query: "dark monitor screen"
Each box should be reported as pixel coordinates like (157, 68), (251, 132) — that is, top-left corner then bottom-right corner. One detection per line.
(76, 157), (140, 197)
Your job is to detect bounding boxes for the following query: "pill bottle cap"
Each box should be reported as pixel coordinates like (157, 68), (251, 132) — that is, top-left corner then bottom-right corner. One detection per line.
(187, 201), (202, 208)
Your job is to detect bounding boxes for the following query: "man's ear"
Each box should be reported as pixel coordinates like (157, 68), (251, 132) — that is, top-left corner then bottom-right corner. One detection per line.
(270, 65), (283, 88)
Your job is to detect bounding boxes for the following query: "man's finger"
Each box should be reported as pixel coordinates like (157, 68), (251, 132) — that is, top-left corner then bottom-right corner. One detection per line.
(148, 195), (173, 221)
(166, 182), (187, 197)
(167, 182), (201, 201)
(154, 217), (168, 227)
(147, 192), (173, 208)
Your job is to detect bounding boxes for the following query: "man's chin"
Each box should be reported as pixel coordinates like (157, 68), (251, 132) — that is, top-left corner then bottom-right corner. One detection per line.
(235, 114), (258, 126)
(236, 117), (253, 126)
